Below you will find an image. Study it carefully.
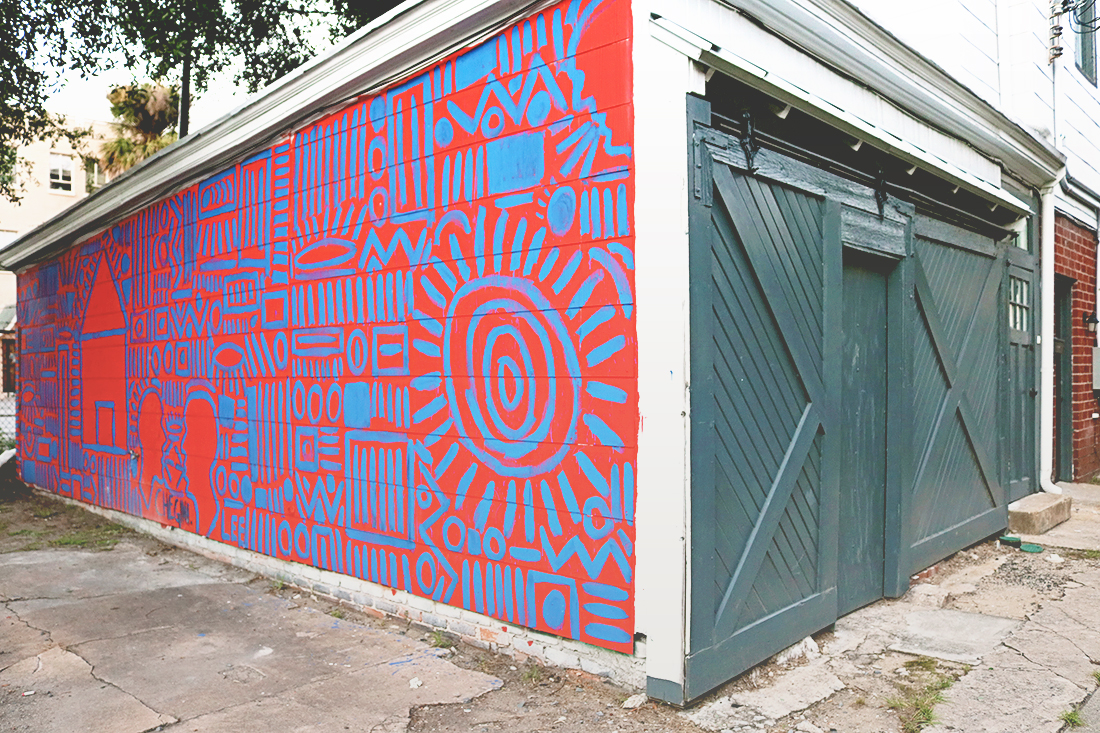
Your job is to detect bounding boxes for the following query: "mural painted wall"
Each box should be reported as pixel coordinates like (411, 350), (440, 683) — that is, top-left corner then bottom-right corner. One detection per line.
(16, 0), (636, 652)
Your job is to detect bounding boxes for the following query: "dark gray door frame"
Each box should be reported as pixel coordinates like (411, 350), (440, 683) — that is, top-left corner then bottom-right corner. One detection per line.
(1054, 274), (1074, 481)
(841, 240), (914, 601)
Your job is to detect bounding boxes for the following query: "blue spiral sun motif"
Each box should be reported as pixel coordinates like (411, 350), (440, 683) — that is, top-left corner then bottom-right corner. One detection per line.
(443, 276), (582, 478)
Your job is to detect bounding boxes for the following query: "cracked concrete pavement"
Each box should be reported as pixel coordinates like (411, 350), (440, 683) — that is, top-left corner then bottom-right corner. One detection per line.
(9, 484), (1100, 733)
(0, 543), (501, 733)
(684, 482), (1100, 733)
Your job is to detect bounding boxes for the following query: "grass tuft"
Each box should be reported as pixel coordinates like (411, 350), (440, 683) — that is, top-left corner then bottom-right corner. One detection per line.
(49, 524), (128, 549)
(328, 608), (346, 620)
(903, 656), (939, 673)
(887, 660), (956, 733)
(428, 630), (457, 648)
(1060, 709), (1084, 728)
(521, 665), (543, 683)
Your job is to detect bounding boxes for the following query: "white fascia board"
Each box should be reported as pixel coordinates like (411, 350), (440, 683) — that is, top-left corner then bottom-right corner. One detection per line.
(651, 16), (1035, 217)
(1054, 193), (1096, 231)
(712, 0), (1063, 188)
(0, 0), (549, 271)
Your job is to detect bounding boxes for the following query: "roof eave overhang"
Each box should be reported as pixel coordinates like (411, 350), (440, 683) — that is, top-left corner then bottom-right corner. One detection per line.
(0, 0), (547, 272)
(654, 0), (1064, 209)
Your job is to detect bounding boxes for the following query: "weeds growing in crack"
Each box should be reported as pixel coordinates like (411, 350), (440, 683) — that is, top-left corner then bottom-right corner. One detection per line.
(427, 630), (457, 648)
(886, 658), (959, 733)
(1060, 709), (1084, 728)
(902, 657), (939, 673)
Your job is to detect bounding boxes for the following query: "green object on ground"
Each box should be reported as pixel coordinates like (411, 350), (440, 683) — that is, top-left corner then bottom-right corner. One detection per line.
(999, 536), (1022, 548)
(1019, 542), (1044, 553)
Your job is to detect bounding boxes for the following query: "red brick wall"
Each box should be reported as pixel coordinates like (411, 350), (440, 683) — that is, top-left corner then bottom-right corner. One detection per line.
(1054, 215), (1100, 479)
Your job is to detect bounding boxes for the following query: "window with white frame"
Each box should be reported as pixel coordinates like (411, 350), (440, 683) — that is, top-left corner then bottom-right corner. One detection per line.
(49, 153), (73, 191)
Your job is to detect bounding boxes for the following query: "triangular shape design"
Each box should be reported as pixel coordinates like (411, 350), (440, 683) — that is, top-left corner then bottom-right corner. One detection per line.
(82, 258), (125, 336)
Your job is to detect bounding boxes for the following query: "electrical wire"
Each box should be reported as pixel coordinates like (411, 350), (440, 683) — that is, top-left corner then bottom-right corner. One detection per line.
(1067, 0), (1100, 33)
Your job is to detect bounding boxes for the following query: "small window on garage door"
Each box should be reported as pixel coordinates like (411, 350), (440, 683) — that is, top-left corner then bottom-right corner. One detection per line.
(1009, 275), (1030, 332)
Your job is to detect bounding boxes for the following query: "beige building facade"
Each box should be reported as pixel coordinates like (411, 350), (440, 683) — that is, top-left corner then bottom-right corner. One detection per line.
(0, 121), (111, 253)
(0, 121), (110, 398)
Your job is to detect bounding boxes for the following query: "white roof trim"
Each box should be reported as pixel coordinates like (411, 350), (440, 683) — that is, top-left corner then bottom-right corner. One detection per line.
(712, 0), (1064, 187)
(651, 15), (1036, 217)
(0, 0), (549, 271)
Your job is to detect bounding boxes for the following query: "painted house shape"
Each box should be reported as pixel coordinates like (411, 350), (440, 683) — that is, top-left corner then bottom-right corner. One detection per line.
(80, 257), (127, 455)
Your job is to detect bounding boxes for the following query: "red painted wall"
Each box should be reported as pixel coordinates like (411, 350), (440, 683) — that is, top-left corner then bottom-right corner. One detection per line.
(17, 0), (637, 652)
(1054, 214), (1100, 479)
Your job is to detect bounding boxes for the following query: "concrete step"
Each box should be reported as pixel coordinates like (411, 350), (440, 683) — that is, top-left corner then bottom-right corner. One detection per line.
(1008, 492), (1073, 535)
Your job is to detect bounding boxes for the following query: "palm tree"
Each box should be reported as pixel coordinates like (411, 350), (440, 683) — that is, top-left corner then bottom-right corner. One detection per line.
(100, 83), (180, 175)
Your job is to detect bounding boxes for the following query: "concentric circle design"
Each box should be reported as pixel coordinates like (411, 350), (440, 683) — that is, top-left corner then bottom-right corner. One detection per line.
(444, 276), (581, 477)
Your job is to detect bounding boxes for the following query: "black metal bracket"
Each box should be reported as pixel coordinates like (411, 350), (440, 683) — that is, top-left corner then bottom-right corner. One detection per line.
(874, 165), (889, 219)
(738, 108), (760, 173)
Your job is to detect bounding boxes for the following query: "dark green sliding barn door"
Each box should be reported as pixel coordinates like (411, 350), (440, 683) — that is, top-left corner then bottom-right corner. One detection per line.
(903, 217), (1010, 574)
(682, 101), (1033, 703)
(685, 155), (841, 701)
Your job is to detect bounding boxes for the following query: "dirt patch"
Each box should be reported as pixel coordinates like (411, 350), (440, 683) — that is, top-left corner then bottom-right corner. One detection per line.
(0, 482), (134, 553)
(944, 543), (1079, 619)
(408, 663), (698, 733)
(256, 578), (701, 733)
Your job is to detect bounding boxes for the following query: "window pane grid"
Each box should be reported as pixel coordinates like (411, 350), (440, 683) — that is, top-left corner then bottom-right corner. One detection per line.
(49, 153), (73, 191)
(1009, 276), (1030, 332)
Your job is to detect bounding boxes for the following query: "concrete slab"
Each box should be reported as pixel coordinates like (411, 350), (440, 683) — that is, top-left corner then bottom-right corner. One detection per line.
(1018, 485), (1100, 550)
(0, 544), (231, 601)
(0, 604), (53, 673)
(59, 584), (449, 721)
(0, 547), (502, 733)
(1056, 482), (1100, 507)
(1003, 627), (1096, 689)
(1008, 493), (1072, 534)
(925, 647), (1082, 733)
(726, 659), (845, 720)
(179, 656), (500, 732)
(825, 599), (912, 657)
(0, 646), (176, 733)
(1077, 689), (1100, 733)
(684, 659), (844, 729)
(1020, 512), (1100, 551)
(888, 609), (1020, 664)
(1027, 602), (1100, 664)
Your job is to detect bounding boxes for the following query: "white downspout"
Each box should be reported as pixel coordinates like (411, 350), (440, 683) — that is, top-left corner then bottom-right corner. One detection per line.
(1040, 178), (1065, 494)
